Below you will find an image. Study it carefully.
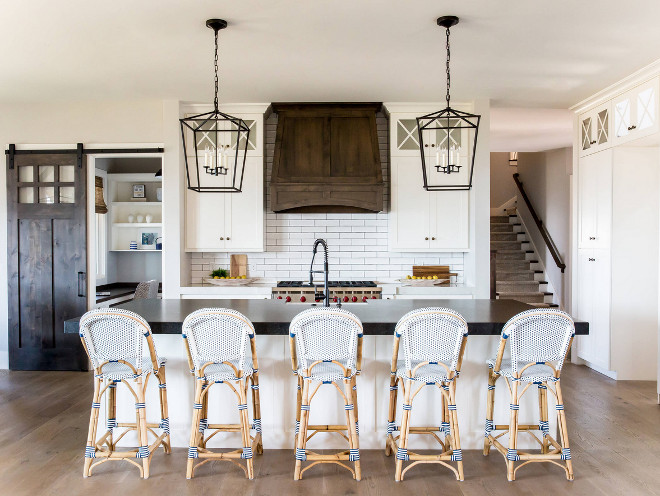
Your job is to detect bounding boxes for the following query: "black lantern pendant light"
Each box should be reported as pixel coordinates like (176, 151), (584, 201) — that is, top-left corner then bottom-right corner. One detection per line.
(417, 16), (480, 191)
(180, 19), (250, 193)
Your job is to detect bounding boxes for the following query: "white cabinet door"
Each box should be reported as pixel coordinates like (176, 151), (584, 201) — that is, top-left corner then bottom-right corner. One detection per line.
(390, 157), (431, 250)
(613, 77), (659, 145)
(185, 188), (226, 251)
(431, 190), (469, 250)
(578, 150), (612, 249)
(225, 156), (264, 252)
(579, 103), (611, 157)
(576, 248), (611, 370)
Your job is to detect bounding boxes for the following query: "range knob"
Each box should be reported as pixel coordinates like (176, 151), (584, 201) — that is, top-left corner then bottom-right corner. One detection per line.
(343, 296), (349, 303)
(277, 295), (282, 299)
(372, 296), (377, 299)
(285, 296), (291, 303)
(352, 296), (358, 302)
(333, 297), (338, 303)
(362, 296), (368, 302)
(300, 296), (306, 302)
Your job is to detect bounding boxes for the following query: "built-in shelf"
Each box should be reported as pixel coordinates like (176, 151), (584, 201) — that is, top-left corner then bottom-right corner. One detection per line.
(113, 223), (163, 228)
(110, 249), (162, 253)
(111, 201), (162, 206)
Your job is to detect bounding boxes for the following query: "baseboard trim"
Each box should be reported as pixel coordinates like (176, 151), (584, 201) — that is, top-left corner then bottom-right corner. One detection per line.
(577, 358), (617, 380)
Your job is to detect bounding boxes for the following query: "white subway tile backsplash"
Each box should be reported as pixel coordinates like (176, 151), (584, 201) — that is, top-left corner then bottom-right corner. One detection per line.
(189, 112), (465, 284)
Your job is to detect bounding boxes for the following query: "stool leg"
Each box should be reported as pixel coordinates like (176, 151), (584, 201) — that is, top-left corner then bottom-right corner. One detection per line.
(442, 384), (451, 451)
(538, 382), (549, 454)
(484, 369), (497, 456)
(294, 375), (302, 447)
(507, 380), (519, 482)
(447, 381), (464, 481)
(200, 382), (209, 449)
(385, 372), (398, 456)
(555, 380), (574, 480)
(83, 377), (102, 477)
(294, 378), (310, 480)
(135, 378), (150, 479)
(238, 380), (254, 480)
(251, 373), (263, 455)
(107, 380), (116, 450)
(344, 377), (361, 481)
(157, 367), (171, 454)
(186, 380), (204, 479)
(395, 379), (412, 482)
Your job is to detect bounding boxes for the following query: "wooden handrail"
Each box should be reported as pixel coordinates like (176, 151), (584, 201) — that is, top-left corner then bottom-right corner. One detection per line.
(512, 173), (566, 273)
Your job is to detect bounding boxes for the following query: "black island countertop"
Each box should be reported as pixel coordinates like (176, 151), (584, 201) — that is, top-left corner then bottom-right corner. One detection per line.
(64, 298), (588, 336)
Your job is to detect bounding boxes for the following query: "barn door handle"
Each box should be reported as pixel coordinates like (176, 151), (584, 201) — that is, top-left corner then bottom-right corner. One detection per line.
(77, 272), (86, 297)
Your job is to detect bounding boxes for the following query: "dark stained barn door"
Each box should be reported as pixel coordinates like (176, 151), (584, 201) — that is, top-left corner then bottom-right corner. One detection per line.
(7, 152), (88, 370)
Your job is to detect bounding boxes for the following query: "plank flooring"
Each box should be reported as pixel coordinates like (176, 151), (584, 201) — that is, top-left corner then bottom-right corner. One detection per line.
(0, 364), (658, 496)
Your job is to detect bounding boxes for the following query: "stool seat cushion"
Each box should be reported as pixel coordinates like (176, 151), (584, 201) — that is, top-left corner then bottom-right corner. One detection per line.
(297, 362), (356, 383)
(203, 360), (254, 382)
(99, 357), (166, 381)
(396, 359), (451, 383)
(487, 358), (557, 383)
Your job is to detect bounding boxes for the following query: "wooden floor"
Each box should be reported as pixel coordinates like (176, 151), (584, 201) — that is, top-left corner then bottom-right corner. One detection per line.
(1, 364), (659, 496)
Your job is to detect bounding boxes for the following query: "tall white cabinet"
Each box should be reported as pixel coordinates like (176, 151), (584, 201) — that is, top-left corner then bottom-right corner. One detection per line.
(184, 105), (266, 253)
(386, 107), (469, 252)
(573, 143), (659, 380)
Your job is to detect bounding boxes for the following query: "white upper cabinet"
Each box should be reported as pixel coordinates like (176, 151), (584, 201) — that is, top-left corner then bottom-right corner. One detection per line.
(389, 156), (469, 252)
(579, 102), (611, 157)
(185, 155), (264, 252)
(613, 77), (659, 145)
(577, 149), (612, 249)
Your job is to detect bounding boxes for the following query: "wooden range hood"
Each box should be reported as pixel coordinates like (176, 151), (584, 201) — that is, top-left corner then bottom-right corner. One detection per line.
(270, 103), (384, 213)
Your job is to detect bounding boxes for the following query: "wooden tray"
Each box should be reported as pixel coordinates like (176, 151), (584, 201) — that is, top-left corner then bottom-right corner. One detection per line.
(412, 265), (457, 278)
(205, 278), (256, 286)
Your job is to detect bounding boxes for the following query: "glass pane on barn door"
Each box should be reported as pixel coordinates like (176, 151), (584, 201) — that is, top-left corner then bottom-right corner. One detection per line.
(18, 187), (34, 203)
(59, 165), (75, 182)
(18, 166), (33, 183)
(59, 187), (75, 204)
(39, 187), (54, 204)
(38, 165), (55, 182)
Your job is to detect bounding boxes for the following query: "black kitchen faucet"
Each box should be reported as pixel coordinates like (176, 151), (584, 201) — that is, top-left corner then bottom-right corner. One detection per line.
(309, 239), (330, 307)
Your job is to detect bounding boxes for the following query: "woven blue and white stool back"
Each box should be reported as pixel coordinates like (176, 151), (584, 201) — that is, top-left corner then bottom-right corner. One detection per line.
(395, 307), (468, 374)
(79, 308), (155, 372)
(182, 308), (254, 374)
(289, 307), (363, 374)
(502, 309), (575, 375)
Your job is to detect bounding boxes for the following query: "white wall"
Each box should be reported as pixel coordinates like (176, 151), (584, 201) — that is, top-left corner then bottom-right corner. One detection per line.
(490, 152), (517, 208)
(0, 100), (166, 368)
(516, 148), (572, 309)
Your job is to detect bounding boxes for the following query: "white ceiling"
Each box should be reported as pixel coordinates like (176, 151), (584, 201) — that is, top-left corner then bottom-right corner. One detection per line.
(1, 1), (659, 139)
(490, 108), (574, 152)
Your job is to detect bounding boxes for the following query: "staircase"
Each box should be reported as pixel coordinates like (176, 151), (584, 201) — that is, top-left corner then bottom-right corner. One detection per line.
(491, 208), (557, 307)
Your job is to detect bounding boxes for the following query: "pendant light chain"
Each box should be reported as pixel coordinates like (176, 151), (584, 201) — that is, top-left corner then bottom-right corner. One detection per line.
(213, 28), (220, 112)
(445, 27), (451, 108)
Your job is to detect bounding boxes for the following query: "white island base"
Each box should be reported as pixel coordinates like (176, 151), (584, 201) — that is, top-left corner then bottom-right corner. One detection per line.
(102, 335), (559, 452)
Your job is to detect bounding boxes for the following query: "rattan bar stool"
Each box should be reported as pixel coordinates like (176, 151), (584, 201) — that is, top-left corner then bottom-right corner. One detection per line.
(483, 308), (575, 481)
(385, 307), (468, 481)
(78, 308), (171, 479)
(289, 307), (363, 481)
(182, 308), (263, 480)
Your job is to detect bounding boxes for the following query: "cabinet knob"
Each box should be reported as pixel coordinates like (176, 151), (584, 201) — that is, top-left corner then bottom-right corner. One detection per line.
(226, 237), (230, 240)
(220, 237), (224, 240)
(590, 140), (596, 144)
(589, 236), (596, 240)
(431, 237), (436, 240)
(627, 125), (637, 131)
(588, 258), (596, 262)
(425, 237), (429, 240)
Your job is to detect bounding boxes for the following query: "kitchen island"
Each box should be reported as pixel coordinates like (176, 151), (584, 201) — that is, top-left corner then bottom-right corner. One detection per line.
(66, 298), (587, 451)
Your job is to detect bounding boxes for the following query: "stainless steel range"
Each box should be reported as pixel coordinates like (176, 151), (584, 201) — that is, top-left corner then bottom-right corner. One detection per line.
(272, 281), (382, 303)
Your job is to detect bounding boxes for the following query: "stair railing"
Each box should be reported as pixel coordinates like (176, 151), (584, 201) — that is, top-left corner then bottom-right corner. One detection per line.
(512, 173), (566, 273)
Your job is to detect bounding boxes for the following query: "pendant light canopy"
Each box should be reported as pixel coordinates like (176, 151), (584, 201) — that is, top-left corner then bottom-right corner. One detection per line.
(180, 19), (250, 193)
(417, 16), (480, 191)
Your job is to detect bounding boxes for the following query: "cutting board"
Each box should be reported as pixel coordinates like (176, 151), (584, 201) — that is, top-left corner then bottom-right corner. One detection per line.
(230, 254), (247, 278)
(412, 265), (457, 279)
